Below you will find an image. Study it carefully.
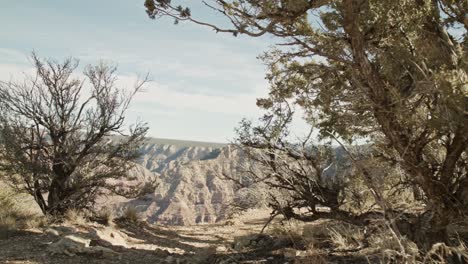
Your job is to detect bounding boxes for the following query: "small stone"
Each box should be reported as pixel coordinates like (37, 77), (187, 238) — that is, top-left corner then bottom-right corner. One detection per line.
(51, 226), (77, 235)
(44, 228), (60, 236)
(62, 249), (75, 257)
(216, 246), (228, 252)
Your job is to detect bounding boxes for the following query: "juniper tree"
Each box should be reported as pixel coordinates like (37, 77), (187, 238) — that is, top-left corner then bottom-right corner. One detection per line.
(0, 54), (150, 215)
(144, 0), (467, 242)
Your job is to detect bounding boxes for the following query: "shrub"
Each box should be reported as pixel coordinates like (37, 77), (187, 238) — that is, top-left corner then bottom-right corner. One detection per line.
(93, 208), (115, 226)
(0, 53), (149, 216)
(63, 208), (88, 226)
(328, 223), (365, 251)
(268, 219), (307, 249)
(121, 207), (140, 223)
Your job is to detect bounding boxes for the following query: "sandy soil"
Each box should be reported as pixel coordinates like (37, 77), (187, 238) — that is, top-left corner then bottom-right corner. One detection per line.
(0, 210), (378, 264)
(0, 210), (288, 264)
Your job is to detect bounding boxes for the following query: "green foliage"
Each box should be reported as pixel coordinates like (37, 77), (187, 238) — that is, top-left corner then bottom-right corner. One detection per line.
(145, 1), (467, 241)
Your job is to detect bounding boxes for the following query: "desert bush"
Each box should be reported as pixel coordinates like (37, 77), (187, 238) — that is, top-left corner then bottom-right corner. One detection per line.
(23, 215), (49, 229)
(92, 208), (115, 226)
(302, 222), (333, 250)
(0, 208), (17, 238)
(423, 241), (468, 264)
(268, 219), (306, 249)
(328, 223), (365, 251)
(0, 53), (150, 216)
(63, 208), (88, 226)
(120, 206), (140, 223)
(301, 220), (368, 252)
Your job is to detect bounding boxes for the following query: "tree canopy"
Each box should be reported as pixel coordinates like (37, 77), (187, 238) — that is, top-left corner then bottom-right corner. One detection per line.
(144, 0), (467, 244)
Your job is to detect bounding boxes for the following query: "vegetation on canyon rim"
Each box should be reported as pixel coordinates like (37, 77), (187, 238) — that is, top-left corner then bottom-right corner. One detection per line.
(0, 0), (466, 262)
(0, 54), (153, 216)
(144, 0), (467, 254)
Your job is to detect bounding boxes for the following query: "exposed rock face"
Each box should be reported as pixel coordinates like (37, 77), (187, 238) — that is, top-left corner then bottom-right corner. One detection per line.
(101, 138), (353, 226)
(102, 138), (244, 226)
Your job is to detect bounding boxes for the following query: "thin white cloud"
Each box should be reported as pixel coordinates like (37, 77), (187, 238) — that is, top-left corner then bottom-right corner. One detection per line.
(0, 55), (267, 142)
(116, 74), (263, 116)
(0, 0), (272, 142)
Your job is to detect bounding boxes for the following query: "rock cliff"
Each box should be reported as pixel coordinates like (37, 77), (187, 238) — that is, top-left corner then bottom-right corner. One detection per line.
(101, 138), (244, 225)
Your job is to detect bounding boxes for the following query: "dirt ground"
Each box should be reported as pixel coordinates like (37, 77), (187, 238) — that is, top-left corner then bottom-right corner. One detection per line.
(0, 211), (283, 264)
(0, 211), (379, 264)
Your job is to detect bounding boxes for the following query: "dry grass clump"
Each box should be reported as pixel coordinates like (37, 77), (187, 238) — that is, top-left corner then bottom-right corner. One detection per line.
(300, 220), (402, 262)
(263, 220), (333, 263)
(328, 223), (365, 251)
(92, 208), (115, 226)
(302, 220), (354, 249)
(302, 223), (328, 242)
(23, 214), (50, 229)
(376, 240), (467, 264)
(0, 188), (48, 237)
(299, 219), (468, 263)
(63, 208), (89, 226)
(120, 206), (141, 223)
(423, 241), (468, 264)
(268, 219), (306, 248)
(0, 189), (20, 234)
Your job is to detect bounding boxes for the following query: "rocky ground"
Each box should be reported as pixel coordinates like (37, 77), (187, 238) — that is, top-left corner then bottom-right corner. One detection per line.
(0, 209), (382, 264)
(0, 139), (374, 264)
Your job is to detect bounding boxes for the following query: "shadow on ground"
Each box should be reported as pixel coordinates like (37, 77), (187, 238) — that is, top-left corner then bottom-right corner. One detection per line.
(0, 221), (384, 264)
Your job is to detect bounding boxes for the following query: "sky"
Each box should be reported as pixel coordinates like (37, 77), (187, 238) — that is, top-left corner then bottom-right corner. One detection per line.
(0, 0), (280, 143)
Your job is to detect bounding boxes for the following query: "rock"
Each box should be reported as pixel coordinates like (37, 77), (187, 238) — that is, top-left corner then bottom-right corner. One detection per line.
(89, 227), (128, 247)
(94, 141), (256, 226)
(82, 246), (118, 258)
(44, 228), (60, 236)
(94, 139), (349, 227)
(216, 246), (228, 253)
(48, 235), (91, 256)
(49, 225), (78, 235)
(48, 232), (119, 258)
(89, 239), (113, 248)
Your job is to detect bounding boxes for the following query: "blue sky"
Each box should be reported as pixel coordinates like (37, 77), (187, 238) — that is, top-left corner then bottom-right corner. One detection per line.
(0, 0), (278, 143)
